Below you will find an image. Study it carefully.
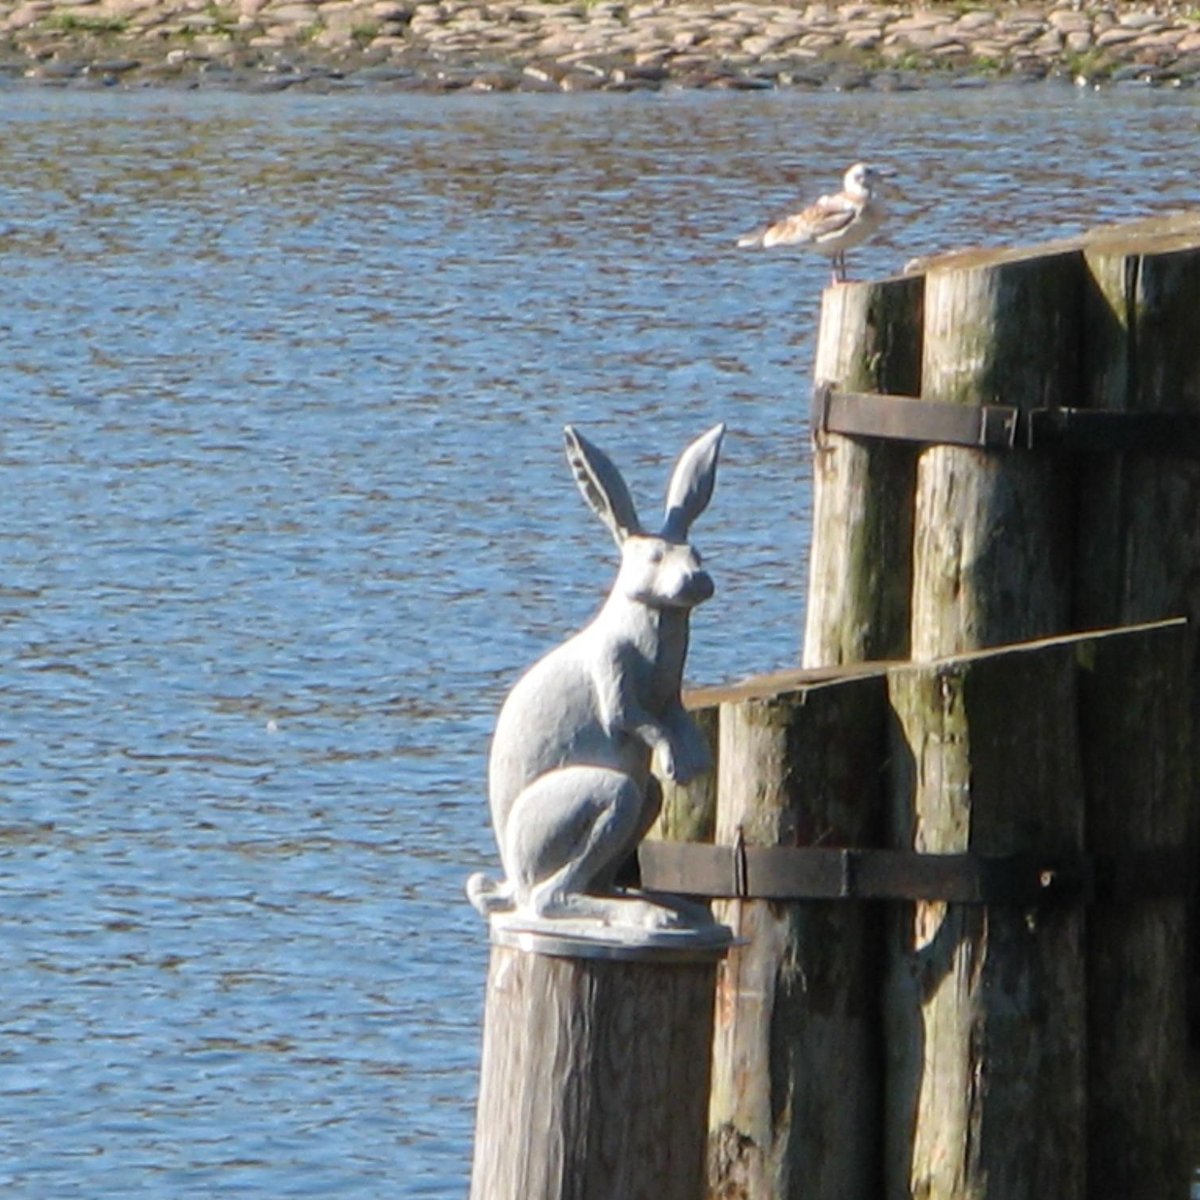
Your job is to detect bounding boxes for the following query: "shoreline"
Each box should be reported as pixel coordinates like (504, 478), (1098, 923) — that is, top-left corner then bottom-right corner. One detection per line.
(3, 2), (1200, 91)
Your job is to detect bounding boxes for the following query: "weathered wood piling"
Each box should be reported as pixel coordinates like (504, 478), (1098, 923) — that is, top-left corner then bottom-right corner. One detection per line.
(471, 934), (723, 1200)
(883, 634), (1090, 1200)
(1079, 621), (1192, 1200)
(908, 248), (1080, 657)
(707, 670), (887, 1200)
(802, 274), (922, 667)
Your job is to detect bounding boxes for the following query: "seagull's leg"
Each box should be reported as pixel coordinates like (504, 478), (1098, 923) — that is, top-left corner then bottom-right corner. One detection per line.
(832, 252), (846, 284)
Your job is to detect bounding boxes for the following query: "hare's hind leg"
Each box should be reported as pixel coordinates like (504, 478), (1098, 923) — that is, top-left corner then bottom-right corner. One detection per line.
(503, 766), (645, 916)
(504, 767), (688, 930)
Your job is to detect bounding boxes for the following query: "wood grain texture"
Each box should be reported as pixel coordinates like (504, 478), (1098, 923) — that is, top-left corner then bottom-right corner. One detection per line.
(910, 250), (1082, 660)
(707, 670), (889, 1200)
(1076, 243), (1200, 635)
(883, 634), (1088, 1200)
(1078, 620), (1193, 1199)
(803, 274), (924, 668)
(470, 945), (717, 1200)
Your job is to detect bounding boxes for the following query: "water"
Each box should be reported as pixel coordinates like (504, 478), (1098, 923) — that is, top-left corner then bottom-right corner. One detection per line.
(1, 81), (1197, 1197)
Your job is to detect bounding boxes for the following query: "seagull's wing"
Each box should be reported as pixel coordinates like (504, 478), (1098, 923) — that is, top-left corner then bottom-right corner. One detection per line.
(763, 193), (859, 248)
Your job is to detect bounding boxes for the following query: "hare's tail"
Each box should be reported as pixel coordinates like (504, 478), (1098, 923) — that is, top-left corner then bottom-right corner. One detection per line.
(466, 871), (516, 917)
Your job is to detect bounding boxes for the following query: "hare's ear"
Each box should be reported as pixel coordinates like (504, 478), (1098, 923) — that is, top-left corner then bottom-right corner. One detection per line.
(662, 423), (725, 540)
(564, 425), (642, 547)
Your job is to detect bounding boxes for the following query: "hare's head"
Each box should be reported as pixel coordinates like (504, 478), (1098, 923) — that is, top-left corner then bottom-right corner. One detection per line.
(563, 423), (725, 612)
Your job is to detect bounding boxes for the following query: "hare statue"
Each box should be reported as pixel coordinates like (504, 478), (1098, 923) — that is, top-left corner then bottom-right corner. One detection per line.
(467, 423), (726, 936)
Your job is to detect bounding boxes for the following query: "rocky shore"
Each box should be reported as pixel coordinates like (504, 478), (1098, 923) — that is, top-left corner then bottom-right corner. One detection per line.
(2, 0), (1200, 90)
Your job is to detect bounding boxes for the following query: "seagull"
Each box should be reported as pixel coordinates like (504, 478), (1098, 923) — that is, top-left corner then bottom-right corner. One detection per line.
(736, 162), (888, 285)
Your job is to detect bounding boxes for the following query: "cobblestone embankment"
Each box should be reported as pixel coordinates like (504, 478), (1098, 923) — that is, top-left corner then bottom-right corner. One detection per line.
(2, 0), (1199, 90)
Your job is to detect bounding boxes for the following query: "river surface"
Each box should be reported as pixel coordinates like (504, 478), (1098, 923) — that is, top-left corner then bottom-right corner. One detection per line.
(1, 81), (1197, 1197)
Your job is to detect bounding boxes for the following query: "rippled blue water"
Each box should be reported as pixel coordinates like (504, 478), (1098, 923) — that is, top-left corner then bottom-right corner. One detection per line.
(1, 82), (1197, 1196)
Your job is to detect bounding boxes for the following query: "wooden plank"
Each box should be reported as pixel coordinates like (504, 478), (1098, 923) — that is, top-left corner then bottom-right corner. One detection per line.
(902, 208), (1200, 277)
(470, 945), (718, 1200)
(1078, 619), (1193, 1199)
(883, 633), (1088, 1200)
(707, 669), (888, 1200)
(802, 274), (924, 667)
(909, 249), (1083, 659)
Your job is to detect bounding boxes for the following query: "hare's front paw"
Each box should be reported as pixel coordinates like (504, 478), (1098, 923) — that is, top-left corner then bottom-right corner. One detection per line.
(658, 737), (711, 786)
(654, 739), (680, 783)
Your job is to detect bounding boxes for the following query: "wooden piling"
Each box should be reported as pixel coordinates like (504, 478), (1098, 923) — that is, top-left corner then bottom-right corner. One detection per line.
(1077, 619), (1193, 1199)
(803, 275), (924, 668)
(470, 937), (722, 1200)
(707, 670), (889, 1200)
(1076, 238), (1200, 642)
(883, 633), (1088, 1200)
(909, 249), (1082, 659)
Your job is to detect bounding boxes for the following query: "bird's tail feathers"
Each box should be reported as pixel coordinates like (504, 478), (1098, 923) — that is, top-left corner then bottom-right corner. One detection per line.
(736, 229), (766, 249)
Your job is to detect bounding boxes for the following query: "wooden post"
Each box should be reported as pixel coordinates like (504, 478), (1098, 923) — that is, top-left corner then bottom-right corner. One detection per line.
(883, 633), (1088, 1200)
(909, 248), (1082, 659)
(803, 275), (924, 668)
(1076, 238), (1200, 639)
(707, 669), (889, 1200)
(1077, 619), (1193, 1199)
(470, 936), (723, 1200)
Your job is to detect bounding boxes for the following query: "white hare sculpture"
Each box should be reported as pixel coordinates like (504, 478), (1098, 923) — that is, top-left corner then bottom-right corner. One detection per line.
(467, 423), (726, 935)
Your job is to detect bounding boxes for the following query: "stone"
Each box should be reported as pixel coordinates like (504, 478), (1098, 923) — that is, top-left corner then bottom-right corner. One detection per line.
(887, 12), (944, 33)
(1047, 9), (1089, 34)
(266, 1), (319, 22)
(6, 3), (51, 29)
(844, 26), (879, 49)
(954, 11), (995, 33)
(557, 66), (605, 89)
(1096, 26), (1141, 47)
(741, 33), (782, 55)
(1118, 12), (1163, 31)
(968, 39), (1007, 60)
(899, 26), (963, 51)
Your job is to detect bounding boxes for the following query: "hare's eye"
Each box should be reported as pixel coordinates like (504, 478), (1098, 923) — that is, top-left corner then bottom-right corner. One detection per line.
(647, 545), (665, 564)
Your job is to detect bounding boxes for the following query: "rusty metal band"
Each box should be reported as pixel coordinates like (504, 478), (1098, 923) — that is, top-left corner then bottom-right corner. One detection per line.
(812, 385), (1200, 456)
(638, 841), (1192, 906)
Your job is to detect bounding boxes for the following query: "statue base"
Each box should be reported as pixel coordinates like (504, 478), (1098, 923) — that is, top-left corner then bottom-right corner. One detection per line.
(488, 907), (736, 963)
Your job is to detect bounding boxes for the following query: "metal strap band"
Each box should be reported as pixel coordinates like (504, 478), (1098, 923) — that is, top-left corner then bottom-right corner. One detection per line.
(1025, 407), (1200, 455)
(813, 385), (1200, 456)
(638, 841), (1191, 906)
(813, 386), (1019, 450)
